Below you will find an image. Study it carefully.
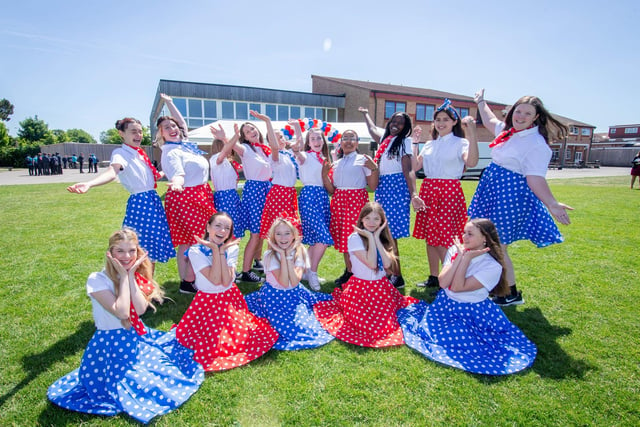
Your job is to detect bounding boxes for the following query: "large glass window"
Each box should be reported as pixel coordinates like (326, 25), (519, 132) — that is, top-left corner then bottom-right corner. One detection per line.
(305, 107), (315, 119)
(581, 128), (591, 136)
(385, 101), (405, 119)
(188, 118), (204, 128)
(416, 104), (435, 121)
(249, 103), (261, 116)
(456, 108), (469, 118)
(278, 105), (289, 120)
(221, 101), (234, 119)
(188, 99), (202, 118)
(235, 102), (248, 120)
(315, 108), (325, 121)
(326, 109), (337, 122)
(204, 100), (216, 119)
(290, 106), (301, 119)
(173, 98), (187, 117)
(266, 104), (277, 120)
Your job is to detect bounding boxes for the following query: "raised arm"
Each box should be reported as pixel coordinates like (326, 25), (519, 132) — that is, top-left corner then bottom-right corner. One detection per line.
(289, 119), (306, 164)
(251, 110), (279, 162)
(473, 89), (501, 134)
(358, 107), (383, 143)
(67, 164), (119, 193)
(160, 93), (188, 138)
(210, 124), (238, 165)
(461, 116), (479, 168)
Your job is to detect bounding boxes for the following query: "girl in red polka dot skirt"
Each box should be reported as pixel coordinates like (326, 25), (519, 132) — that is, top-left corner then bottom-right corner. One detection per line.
(174, 213), (279, 372)
(412, 99), (479, 290)
(314, 202), (418, 348)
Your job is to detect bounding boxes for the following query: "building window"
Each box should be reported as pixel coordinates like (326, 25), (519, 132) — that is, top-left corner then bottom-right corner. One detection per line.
(565, 149), (572, 160)
(188, 118), (204, 128)
(574, 151), (583, 163)
(204, 100), (216, 119)
(416, 104), (435, 121)
(385, 101), (406, 119)
(172, 98), (187, 117)
(315, 108), (325, 121)
(278, 105), (289, 120)
(569, 126), (578, 134)
(551, 149), (559, 162)
(221, 101), (234, 119)
(249, 103), (261, 116)
(456, 108), (469, 118)
(235, 102), (248, 120)
(327, 109), (337, 122)
(266, 104), (277, 120)
(304, 107), (315, 119)
(609, 128), (616, 135)
(581, 128), (591, 136)
(188, 99), (202, 118)
(624, 127), (638, 134)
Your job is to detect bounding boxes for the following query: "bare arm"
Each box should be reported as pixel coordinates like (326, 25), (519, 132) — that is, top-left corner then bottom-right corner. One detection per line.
(251, 110), (279, 162)
(160, 93), (188, 138)
(351, 230), (378, 270)
(363, 155), (379, 191)
(358, 107), (382, 143)
(526, 176), (573, 225)
(461, 116), (479, 168)
(67, 164), (120, 193)
(473, 89), (501, 134)
(321, 161), (335, 194)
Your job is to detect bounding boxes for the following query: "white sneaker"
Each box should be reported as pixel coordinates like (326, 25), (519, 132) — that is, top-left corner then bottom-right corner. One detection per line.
(307, 271), (321, 291)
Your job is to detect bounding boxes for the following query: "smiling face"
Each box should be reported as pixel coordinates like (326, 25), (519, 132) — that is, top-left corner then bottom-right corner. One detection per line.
(241, 123), (260, 143)
(207, 215), (232, 245)
(307, 129), (325, 152)
(120, 122), (143, 147)
(273, 222), (294, 250)
(361, 210), (383, 232)
(462, 222), (486, 251)
(511, 103), (538, 131)
(388, 113), (406, 136)
(340, 130), (358, 155)
(159, 118), (182, 142)
(274, 131), (287, 150)
(433, 110), (457, 137)
(110, 239), (138, 271)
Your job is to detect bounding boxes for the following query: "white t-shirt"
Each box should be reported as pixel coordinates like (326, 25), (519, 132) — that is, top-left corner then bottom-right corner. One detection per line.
(110, 145), (155, 194)
(188, 244), (239, 293)
(271, 150), (297, 187)
(347, 233), (386, 281)
(264, 249), (309, 289)
(442, 247), (502, 303)
(298, 151), (324, 186)
(378, 136), (412, 175)
(420, 133), (469, 179)
(160, 143), (209, 187)
(333, 152), (372, 189)
(491, 123), (551, 177)
(240, 144), (272, 181)
(86, 270), (128, 331)
(209, 153), (238, 192)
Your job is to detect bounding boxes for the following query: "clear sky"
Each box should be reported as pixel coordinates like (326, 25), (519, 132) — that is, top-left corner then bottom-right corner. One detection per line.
(1, 0), (638, 140)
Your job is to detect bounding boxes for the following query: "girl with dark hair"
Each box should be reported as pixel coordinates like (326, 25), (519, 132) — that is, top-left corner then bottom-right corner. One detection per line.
(412, 99), (479, 290)
(314, 202), (418, 348)
(158, 93), (216, 294)
(398, 218), (537, 375)
(359, 108), (423, 289)
(67, 118), (175, 265)
(630, 150), (640, 189)
(469, 89), (573, 306)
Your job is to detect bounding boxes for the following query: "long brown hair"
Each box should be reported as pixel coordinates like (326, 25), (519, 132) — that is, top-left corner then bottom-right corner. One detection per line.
(154, 115), (187, 145)
(467, 218), (509, 296)
(304, 128), (331, 161)
(503, 96), (567, 144)
(356, 202), (397, 272)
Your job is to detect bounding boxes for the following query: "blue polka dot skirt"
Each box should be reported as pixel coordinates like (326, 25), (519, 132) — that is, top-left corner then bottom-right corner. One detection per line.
(245, 282), (335, 350)
(214, 188), (245, 238)
(299, 186), (333, 246)
(468, 163), (563, 247)
(123, 190), (176, 263)
(47, 326), (204, 424)
(375, 173), (410, 239)
(241, 180), (271, 235)
(397, 292), (537, 375)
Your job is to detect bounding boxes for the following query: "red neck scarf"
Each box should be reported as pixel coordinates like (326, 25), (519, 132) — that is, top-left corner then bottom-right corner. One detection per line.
(128, 302), (147, 335)
(251, 142), (271, 157)
(489, 125), (535, 148)
(374, 136), (393, 164)
(125, 144), (162, 188)
(135, 272), (155, 296)
(230, 159), (242, 178)
(308, 150), (325, 165)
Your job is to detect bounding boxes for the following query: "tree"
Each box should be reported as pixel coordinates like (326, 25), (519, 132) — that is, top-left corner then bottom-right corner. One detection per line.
(18, 116), (49, 143)
(100, 128), (122, 144)
(67, 128), (96, 144)
(51, 129), (69, 144)
(142, 126), (152, 145)
(0, 99), (14, 121)
(0, 122), (11, 147)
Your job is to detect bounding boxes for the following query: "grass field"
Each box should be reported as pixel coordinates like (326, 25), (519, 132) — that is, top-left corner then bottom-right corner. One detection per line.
(0, 177), (638, 426)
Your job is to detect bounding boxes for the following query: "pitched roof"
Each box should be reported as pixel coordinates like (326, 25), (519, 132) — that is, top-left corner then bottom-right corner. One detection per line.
(550, 113), (595, 128)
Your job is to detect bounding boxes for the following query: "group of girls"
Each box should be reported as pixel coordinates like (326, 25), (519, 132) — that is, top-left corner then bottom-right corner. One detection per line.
(53, 89), (573, 422)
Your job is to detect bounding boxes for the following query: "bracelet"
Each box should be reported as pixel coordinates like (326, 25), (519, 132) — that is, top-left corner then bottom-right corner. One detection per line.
(477, 99), (486, 105)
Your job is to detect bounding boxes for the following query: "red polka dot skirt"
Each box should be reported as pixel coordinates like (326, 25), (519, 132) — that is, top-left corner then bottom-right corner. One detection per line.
(165, 184), (216, 246)
(175, 285), (279, 372)
(313, 276), (418, 348)
(259, 184), (301, 239)
(413, 178), (467, 247)
(330, 188), (369, 253)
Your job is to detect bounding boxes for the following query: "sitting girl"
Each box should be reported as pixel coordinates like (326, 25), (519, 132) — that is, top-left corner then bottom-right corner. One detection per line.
(174, 213), (278, 371)
(47, 229), (203, 424)
(314, 202), (417, 348)
(397, 218), (537, 375)
(245, 218), (334, 350)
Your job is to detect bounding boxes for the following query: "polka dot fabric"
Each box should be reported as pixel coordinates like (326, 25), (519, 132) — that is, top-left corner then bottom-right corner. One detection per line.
(330, 189), (369, 253)
(241, 180), (271, 234)
(375, 173), (410, 239)
(165, 184), (216, 246)
(259, 185), (301, 239)
(175, 285), (279, 372)
(245, 282), (334, 350)
(123, 190), (175, 263)
(413, 179), (467, 246)
(397, 292), (537, 375)
(314, 277), (418, 348)
(214, 188), (245, 238)
(299, 186), (333, 246)
(47, 327), (204, 424)
(468, 163), (563, 247)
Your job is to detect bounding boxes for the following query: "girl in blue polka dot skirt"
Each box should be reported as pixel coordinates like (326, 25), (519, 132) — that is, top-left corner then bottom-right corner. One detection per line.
(47, 229), (204, 424)
(468, 90), (573, 306)
(398, 219), (537, 375)
(245, 217), (335, 350)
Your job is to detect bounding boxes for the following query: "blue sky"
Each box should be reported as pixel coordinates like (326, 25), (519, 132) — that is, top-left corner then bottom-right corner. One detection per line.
(1, 0), (638, 140)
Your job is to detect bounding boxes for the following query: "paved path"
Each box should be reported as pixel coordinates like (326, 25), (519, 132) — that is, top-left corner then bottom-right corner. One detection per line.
(0, 166), (631, 186)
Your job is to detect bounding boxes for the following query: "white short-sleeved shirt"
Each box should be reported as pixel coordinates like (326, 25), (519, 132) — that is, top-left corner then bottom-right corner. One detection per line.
(420, 133), (469, 179)
(333, 152), (372, 189)
(378, 136), (412, 175)
(491, 123), (551, 177)
(442, 247), (502, 303)
(298, 152), (324, 186)
(271, 150), (297, 187)
(188, 244), (239, 293)
(347, 233), (386, 281)
(209, 153), (238, 191)
(264, 250), (309, 289)
(240, 144), (272, 181)
(110, 145), (155, 194)
(160, 143), (209, 187)
(86, 271), (127, 330)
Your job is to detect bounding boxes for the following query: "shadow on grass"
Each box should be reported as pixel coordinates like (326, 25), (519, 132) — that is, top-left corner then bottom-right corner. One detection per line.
(0, 321), (94, 409)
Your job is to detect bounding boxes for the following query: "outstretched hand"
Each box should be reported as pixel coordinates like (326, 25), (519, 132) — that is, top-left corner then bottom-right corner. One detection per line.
(358, 107), (369, 114)
(250, 110), (270, 122)
(67, 183), (90, 194)
(549, 202), (574, 225)
(473, 89), (485, 104)
(210, 124), (226, 140)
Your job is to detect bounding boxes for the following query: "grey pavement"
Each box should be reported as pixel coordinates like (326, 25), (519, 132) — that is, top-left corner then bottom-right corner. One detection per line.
(0, 166), (632, 186)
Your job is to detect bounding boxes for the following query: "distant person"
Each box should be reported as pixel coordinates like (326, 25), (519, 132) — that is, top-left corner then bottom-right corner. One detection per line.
(87, 153), (94, 173)
(62, 155), (68, 169)
(26, 155), (34, 176)
(630, 151), (640, 189)
(93, 154), (99, 173)
(78, 153), (84, 173)
(469, 89), (573, 306)
(42, 153), (51, 175)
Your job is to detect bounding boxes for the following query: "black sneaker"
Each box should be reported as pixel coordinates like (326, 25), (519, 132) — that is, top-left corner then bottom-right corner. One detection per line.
(252, 260), (264, 272)
(334, 270), (353, 287)
(236, 271), (264, 283)
(493, 291), (524, 306)
(179, 280), (197, 294)
(417, 275), (439, 288)
(389, 275), (405, 289)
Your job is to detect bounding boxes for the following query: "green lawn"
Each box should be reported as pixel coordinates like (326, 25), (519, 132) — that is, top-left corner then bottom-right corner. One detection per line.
(0, 177), (638, 426)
